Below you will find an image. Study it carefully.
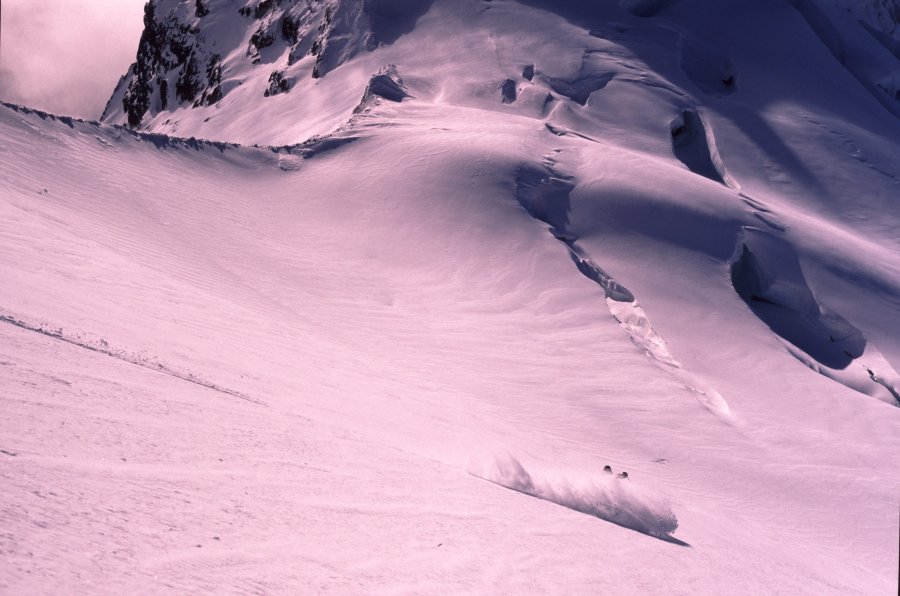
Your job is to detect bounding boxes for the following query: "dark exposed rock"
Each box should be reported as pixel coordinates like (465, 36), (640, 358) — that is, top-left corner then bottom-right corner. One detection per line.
(240, 0), (277, 19)
(281, 13), (301, 44)
(250, 26), (277, 53)
(202, 57), (224, 105)
(175, 53), (201, 102)
(159, 78), (169, 110)
(105, 0), (437, 127)
(255, 0), (278, 19)
(264, 70), (292, 96)
(312, 6), (337, 79)
(522, 64), (535, 81)
(112, 0), (225, 126)
(175, 51), (222, 107)
(500, 78), (517, 103)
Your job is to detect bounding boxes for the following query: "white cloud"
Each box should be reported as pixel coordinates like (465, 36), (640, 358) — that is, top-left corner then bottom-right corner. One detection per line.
(0, 0), (146, 119)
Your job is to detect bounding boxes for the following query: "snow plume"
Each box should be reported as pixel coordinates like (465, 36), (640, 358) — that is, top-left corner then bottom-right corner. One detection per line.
(468, 453), (682, 543)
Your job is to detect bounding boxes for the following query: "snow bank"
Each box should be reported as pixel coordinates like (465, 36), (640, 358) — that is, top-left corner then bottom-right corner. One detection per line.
(469, 453), (681, 542)
(730, 227), (866, 370)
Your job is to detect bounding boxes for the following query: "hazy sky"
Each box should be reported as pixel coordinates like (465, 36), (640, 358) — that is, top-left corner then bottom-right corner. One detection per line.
(0, 0), (146, 119)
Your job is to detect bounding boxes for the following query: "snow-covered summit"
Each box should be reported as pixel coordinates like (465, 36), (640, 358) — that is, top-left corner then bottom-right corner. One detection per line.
(101, 0), (432, 130)
(102, 0), (900, 145)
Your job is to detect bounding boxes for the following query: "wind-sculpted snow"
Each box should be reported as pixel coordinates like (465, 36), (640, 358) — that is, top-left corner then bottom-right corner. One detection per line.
(468, 453), (682, 543)
(731, 228), (900, 405)
(731, 228), (865, 370)
(514, 162), (574, 235)
(670, 109), (735, 188)
(353, 65), (411, 114)
(514, 157), (633, 303)
(514, 149), (731, 418)
(541, 67), (615, 107)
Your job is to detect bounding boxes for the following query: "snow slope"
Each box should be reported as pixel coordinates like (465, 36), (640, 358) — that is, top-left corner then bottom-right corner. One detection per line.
(3, 0), (900, 593)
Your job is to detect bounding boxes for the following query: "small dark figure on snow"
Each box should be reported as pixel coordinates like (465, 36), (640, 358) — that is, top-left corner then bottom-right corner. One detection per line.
(617, 471), (629, 479)
(603, 465), (613, 474)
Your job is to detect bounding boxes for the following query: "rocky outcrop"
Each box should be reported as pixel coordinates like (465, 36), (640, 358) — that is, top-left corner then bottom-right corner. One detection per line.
(103, 0), (434, 128)
(353, 65), (410, 112)
(264, 69), (292, 96)
(109, 0), (222, 127)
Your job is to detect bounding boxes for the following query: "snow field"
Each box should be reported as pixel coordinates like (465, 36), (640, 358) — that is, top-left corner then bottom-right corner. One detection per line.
(3, 0), (900, 592)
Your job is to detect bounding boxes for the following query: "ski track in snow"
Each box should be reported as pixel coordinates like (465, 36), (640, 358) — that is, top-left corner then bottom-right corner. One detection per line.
(0, 312), (264, 407)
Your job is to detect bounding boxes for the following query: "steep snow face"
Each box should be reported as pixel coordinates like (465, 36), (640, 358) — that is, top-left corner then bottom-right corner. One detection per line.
(6, 0), (900, 592)
(5, 96), (900, 593)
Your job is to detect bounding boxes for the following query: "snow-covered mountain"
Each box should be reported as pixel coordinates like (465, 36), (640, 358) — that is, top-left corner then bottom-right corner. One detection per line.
(4, 0), (900, 593)
(101, 0), (900, 140)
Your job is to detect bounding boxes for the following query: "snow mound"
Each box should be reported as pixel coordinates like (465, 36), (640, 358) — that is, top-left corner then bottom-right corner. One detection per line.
(731, 227), (865, 370)
(730, 227), (900, 405)
(469, 453), (682, 542)
(539, 57), (615, 106)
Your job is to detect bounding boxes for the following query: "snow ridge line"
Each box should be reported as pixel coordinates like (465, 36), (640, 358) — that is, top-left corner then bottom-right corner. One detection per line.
(2, 102), (240, 153)
(1, 101), (359, 157)
(0, 313), (265, 407)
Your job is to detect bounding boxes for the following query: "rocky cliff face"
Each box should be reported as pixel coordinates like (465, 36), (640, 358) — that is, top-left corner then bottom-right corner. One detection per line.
(102, 0), (432, 128)
(103, 1), (218, 127)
